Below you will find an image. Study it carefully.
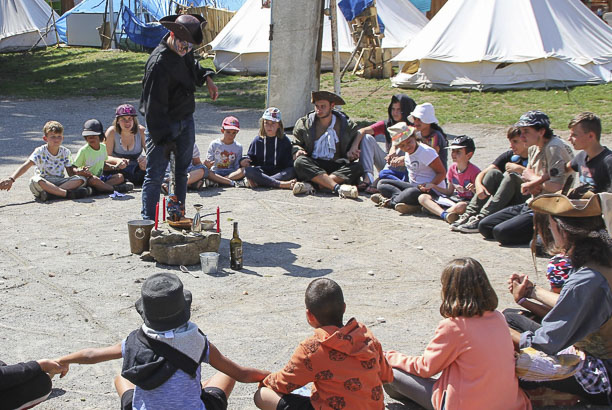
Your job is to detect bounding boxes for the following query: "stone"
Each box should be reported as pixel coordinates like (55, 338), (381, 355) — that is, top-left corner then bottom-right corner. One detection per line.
(150, 228), (221, 266)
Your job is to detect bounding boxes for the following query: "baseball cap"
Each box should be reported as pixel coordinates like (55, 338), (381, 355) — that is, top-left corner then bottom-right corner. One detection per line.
(222, 116), (240, 131)
(82, 119), (104, 137)
(515, 110), (551, 128)
(448, 135), (475, 154)
(115, 104), (137, 117)
(262, 107), (281, 122)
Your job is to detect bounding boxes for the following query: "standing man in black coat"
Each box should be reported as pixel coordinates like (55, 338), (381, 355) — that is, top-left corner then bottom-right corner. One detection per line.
(140, 14), (218, 220)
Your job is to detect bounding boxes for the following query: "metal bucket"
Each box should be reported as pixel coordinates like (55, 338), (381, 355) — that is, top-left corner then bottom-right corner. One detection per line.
(127, 220), (155, 254)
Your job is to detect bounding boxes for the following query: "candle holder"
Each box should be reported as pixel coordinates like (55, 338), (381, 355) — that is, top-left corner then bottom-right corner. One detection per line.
(192, 204), (203, 232)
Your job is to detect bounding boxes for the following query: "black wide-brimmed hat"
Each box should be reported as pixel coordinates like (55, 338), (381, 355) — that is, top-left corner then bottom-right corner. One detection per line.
(160, 14), (207, 45)
(135, 272), (192, 331)
(311, 91), (346, 106)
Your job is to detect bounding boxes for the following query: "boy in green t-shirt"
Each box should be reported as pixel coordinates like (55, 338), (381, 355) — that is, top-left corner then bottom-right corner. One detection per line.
(73, 119), (133, 193)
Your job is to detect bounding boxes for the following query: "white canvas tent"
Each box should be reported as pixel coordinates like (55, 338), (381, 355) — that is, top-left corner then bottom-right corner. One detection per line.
(392, 0), (612, 90)
(209, 0), (428, 74)
(0, 0), (59, 52)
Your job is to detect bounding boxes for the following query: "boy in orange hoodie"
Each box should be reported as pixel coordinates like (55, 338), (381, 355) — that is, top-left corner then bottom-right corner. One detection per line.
(254, 278), (393, 410)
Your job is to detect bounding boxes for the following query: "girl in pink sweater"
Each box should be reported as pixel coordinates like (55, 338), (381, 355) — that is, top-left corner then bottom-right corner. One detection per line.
(384, 257), (531, 410)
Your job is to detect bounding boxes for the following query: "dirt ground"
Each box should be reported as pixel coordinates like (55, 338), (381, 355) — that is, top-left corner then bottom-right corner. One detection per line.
(0, 97), (609, 409)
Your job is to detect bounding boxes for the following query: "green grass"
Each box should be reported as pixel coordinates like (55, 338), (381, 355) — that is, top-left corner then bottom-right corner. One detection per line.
(1, 47), (610, 132)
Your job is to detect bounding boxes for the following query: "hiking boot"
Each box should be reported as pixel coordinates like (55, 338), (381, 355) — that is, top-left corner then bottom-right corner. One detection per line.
(293, 181), (315, 196)
(67, 187), (92, 200)
(450, 212), (472, 230)
(444, 212), (459, 224)
(394, 203), (420, 214)
(337, 184), (358, 199)
(205, 179), (219, 188)
(114, 182), (134, 193)
(370, 193), (385, 205)
(457, 214), (484, 233)
(37, 191), (49, 202)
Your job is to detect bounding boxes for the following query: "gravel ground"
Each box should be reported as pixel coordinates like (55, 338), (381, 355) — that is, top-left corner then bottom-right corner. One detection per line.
(0, 97), (609, 409)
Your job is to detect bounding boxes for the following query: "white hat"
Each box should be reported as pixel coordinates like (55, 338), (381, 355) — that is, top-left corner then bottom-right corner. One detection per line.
(409, 103), (438, 125)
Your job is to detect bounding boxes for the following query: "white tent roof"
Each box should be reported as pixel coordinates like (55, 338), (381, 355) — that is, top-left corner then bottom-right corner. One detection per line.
(0, 0), (59, 52)
(209, 0), (428, 73)
(392, 0), (612, 89)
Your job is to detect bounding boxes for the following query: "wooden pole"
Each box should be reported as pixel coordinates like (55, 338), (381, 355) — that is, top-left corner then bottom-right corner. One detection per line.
(329, 0), (341, 96)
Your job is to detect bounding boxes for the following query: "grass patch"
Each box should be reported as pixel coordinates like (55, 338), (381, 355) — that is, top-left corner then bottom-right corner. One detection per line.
(1, 47), (610, 132)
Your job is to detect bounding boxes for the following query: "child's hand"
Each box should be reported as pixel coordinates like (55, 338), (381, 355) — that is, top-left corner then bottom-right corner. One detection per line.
(79, 167), (92, 178)
(389, 156), (404, 167)
(0, 178), (14, 191)
(465, 183), (475, 193)
(204, 160), (214, 169)
(136, 157), (146, 170)
(37, 359), (69, 377)
(239, 158), (251, 168)
(419, 183), (434, 192)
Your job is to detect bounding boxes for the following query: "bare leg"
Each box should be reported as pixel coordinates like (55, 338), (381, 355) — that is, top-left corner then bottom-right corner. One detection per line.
(107, 173), (125, 186)
(38, 179), (69, 197)
(187, 168), (205, 185)
(227, 168), (245, 180)
(58, 178), (85, 191)
(311, 173), (345, 191)
(418, 194), (444, 217)
(114, 374), (135, 398)
(278, 179), (297, 190)
(253, 386), (283, 410)
(87, 176), (115, 193)
(201, 372), (236, 400)
(447, 201), (467, 215)
(208, 172), (234, 186)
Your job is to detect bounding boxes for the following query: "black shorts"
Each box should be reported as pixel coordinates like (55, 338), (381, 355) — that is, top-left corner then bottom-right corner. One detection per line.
(276, 393), (314, 410)
(121, 386), (228, 410)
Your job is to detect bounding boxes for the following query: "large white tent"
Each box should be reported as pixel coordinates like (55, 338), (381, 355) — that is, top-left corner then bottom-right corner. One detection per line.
(392, 0), (612, 90)
(209, 0), (428, 74)
(0, 0), (59, 52)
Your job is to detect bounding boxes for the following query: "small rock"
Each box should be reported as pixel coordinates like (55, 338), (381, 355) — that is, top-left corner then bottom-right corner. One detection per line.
(74, 213), (81, 216)
(84, 318), (88, 322)
(332, 236), (339, 240)
(66, 250), (71, 255)
(40, 242), (47, 247)
(14, 246), (18, 249)
(48, 273), (55, 277)
(112, 239), (118, 242)
(316, 258), (322, 262)
(73, 289), (77, 294)
(121, 293), (130, 297)
(367, 270), (374, 276)
(302, 219), (307, 223)
(376, 317), (386, 323)
(0, 281), (4, 286)
(243, 291), (248, 295)
(416, 246), (423, 250)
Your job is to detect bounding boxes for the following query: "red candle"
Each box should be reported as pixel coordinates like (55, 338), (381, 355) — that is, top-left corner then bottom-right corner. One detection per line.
(162, 196), (166, 221)
(216, 206), (220, 233)
(155, 202), (159, 230)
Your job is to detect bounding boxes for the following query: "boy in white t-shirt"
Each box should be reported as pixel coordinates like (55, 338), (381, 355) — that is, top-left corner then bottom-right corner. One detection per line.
(205, 116), (250, 187)
(0, 121), (90, 201)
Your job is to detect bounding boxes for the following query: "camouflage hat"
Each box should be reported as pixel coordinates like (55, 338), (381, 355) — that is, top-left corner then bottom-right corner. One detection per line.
(515, 110), (551, 128)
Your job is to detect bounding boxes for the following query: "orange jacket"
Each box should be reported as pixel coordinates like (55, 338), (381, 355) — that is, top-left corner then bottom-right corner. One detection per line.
(263, 318), (393, 409)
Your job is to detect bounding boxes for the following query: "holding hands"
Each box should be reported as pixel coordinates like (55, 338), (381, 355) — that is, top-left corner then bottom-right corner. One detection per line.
(507, 273), (534, 303)
(37, 358), (69, 378)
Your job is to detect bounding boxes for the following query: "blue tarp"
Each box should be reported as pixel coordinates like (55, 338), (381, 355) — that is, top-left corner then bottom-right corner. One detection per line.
(338, 0), (384, 34)
(54, 0), (216, 44)
(409, 0), (431, 13)
(122, 6), (168, 48)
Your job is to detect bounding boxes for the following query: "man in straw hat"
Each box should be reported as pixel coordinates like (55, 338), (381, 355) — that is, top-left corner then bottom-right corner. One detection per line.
(505, 192), (612, 405)
(139, 14), (219, 221)
(291, 91), (363, 199)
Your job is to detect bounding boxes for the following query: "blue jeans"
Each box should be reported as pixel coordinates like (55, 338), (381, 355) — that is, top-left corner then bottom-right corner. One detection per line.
(244, 166), (296, 188)
(141, 117), (195, 220)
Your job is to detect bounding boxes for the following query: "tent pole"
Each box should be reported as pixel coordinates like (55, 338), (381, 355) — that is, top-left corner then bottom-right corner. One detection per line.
(108, 0), (116, 49)
(329, 0), (341, 97)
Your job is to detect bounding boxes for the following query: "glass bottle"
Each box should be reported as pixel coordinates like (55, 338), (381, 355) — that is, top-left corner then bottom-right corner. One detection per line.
(230, 222), (243, 270)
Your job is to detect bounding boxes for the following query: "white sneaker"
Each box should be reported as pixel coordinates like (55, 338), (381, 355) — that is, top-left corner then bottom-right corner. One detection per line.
(293, 182), (315, 196)
(450, 212), (472, 230)
(337, 184), (358, 199)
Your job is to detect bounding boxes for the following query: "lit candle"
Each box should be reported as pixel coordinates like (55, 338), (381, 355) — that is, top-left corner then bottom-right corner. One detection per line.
(155, 202), (159, 230)
(162, 196), (166, 221)
(216, 206), (220, 233)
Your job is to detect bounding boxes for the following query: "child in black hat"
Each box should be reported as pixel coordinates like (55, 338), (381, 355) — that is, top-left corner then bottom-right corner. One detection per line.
(56, 272), (268, 409)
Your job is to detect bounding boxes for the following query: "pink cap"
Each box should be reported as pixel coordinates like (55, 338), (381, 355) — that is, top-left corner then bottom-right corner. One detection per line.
(222, 116), (240, 130)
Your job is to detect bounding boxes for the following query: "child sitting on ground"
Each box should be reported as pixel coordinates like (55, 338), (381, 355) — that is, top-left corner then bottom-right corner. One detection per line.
(205, 116), (250, 187)
(162, 142), (235, 193)
(409, 103), (448, 169)
(418, 136), (480, 224)
(0, 120), (90, 201)
(56, 272), (268, 410)
(254, 278), (393, 410)
(243, 107), (296, 189)
(384, 258), (531, 410)
(73, 119), (133, 193)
